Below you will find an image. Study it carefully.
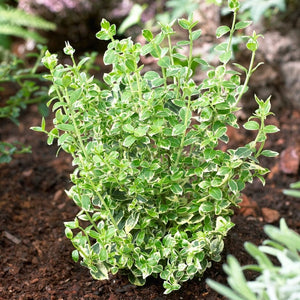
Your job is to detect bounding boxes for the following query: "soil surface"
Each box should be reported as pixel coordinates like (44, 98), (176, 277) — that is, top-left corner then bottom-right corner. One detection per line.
(1, 4), (300, 299)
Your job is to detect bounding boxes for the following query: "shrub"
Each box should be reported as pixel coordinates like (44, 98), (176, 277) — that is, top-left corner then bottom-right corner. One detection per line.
(207, 218), (300, 300)
(32, 0), (279, 293)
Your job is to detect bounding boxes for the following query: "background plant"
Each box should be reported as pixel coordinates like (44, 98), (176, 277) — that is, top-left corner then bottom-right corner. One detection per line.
(33, 0), (278, 293)
(283, 181), (300, 198)
(0, 0), (56, 163)
(0, 0), (56, 50)
(207, 218), (300, 300)
(239, 0), (286, 23)
(0, 46), (50, 163)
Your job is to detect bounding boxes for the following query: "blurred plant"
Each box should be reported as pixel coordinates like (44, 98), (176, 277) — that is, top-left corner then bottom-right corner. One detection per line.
(0, 141), (31, 163)
(0, 45), (49, 163)
(118, 4), (146, 35)
(239, 0), (286, 23)
(0, 1), (56, 163)
(118, 0), (211, 34)
(207, 218), (300, 300)
(156, 0), (200, 24)
(221, 0), (287, 23)
(283, 181), (300, 198)
(0, 1), (56, 49)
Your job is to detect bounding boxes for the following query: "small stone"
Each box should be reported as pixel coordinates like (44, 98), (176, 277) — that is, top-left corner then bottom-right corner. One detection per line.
(279, 147), (299, 174)
(262, 207), (280, 223)
(237, 194), (258, 217)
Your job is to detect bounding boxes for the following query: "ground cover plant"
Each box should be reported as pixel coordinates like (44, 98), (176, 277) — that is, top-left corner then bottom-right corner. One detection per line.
(32, 0), (279, 294)
(207, 218), (300, 300)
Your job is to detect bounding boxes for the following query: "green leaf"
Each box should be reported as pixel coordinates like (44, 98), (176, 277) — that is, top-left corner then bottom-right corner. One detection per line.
(284, 188), (300, 198)
(216, 25), (230, 38)
(64, 219), (79, 229)
(125, 213), (139, 233)
(176, 40), (190, 46)
(193, 57), (209, 66)
(144, 71), (160, 81)
(140, 169), (154, 181)
(103, 49), (117, 65)
(235, 147), (253, 158)
(228, 179), (238, 193)
(69, 88), (82, 104)
(81, 195), (90, 210)
(209, 187), (222, 200)
(56, 123), (75, 132)
(65, 227), (73, 239)
(179, 107), (192, 122)
(123, 124), (135, 133)
(134, 126), (149, 137)
(246, 39), (258, 52)
(263, 125), (279, 133)
(142, 29), (153, 42)
(125, 59), (136, 72)
(244, 242), (273, 269)
(172, 53), (187, 60)
(90, 262), (109, 280)
(219, 50), (232, 64)
(178, 19), (190, 30)
(290, 181), (300, 189)
(233, 63), (248, 74)
(136, 230), (145, 246)
(99, 246), (108, 261)
(186, 264), (197, 276)
(172, 124), (186, 136)
(235, 21), (252, 30)
(157, 139), (171, 150)
(199, 202), (214, 213)
(214, 42), (228, 52)
(171, 183), (183, 195)
(123, 135), (136, 147)
(260, 150), (278, 157)
(100, 18), (110, 30)
(191, 29), (202, 40)
(72, 250), (79, 262)
(52, 101), (66, 111)
(158, 56), (171, 68)
(141, 43), (155, 56)
(62, 75), (71, 87)
(243, 121), (259, 130)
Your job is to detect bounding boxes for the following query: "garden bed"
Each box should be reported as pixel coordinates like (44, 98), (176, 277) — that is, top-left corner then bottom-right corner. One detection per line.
(1, 2), (300, 298)
(0, 101), (299, 299)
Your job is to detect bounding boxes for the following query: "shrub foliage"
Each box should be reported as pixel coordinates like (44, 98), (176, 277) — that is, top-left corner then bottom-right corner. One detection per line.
(33, 0), (278, 293)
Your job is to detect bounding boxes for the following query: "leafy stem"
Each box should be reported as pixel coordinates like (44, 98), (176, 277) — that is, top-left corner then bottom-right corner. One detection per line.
(175, 95), (192, 167)
(186, 28), (194, 81)
(226, 9), (238, 54)
(236, 49), (256, 104)
(63, 87), (118, 230)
